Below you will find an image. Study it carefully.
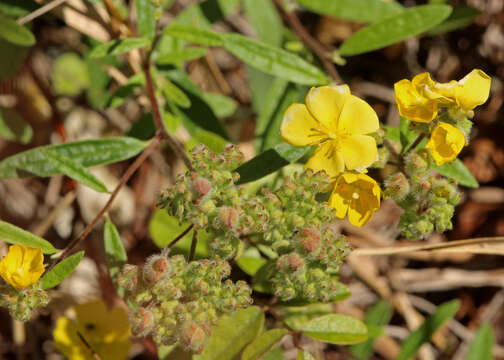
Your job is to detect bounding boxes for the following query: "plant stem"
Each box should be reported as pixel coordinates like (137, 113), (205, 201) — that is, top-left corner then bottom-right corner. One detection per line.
(167, 224), (194, 249)
(188, 229), (198, 261)
(274, 0), (342, 84)
(405, 133), (426, 154)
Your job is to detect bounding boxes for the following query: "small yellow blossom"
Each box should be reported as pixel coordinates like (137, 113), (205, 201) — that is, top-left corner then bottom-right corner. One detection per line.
(53, 300), (131, 360)
(328, 173), (381, 227)
(280, 85), (379, 178)
(394, 69), (491, 123)
(0, 244), (45, 290)
(426, 122), (466, 166)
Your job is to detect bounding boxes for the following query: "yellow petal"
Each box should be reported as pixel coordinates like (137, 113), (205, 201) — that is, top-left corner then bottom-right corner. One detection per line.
(328, 184), (349, 219)
(338, 95), (379, 135)
(394, 79), (438, 123)
(426, 122), (466, 165)
(455, 69), (491, 110)
(305, 85), (350, 130)
(280, 104), (326, 146)
(0, 245), (44, 290)
(305, 141), (344, 179)
(53, 317), (90, 360)
(340, 134), (378, 171)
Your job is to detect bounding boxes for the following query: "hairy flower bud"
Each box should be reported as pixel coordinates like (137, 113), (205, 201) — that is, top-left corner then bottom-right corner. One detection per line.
(384, 172), (410, 201)
(143, 255), (172, 284)
(117, 264), (139, 292)
(131, 307), (156, 337)
(218, 206), (240, 230)
(179, 321), (209, 354)
(191, 174), (212, 200)
(297, 228), (321, 254)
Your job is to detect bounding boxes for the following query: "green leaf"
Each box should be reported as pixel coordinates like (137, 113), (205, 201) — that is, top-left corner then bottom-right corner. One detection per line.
(236, 247), (267, 276)
(0, 15), (35, 46)
(397, 299), (460, 360)
(43, 149), (108, 193)
(0, 0), (38, 18)
(296, 0), (403, 23)
(51, 53), (90, 96)
(202, 92), (237, 118)
(127, 113), (156, 140)
(149, 210), (209, 257)
(85, 55), (115, 109)
(432, 158), (478, 188)
(283, 303), (334, 330)
(0, 137), (147, 179)
(339, 5), (452, 56)
(104, 219), (127, 277)
(0, 38), (29, 81)
(222, 33), (328, 85)
(235, 143), (311, 184)
(242, 329), (288, 360)
(351, 301), (393, 360)
(186, 130), (229, 154)
(107, 72), (145, 108)
(0, 221), (57, 254)
(135, 0), (156, 40)
(301, 314), (368, 345)
(428, 6), (480, 36)
(264, 347), (286, 360)
(243, 0), (283, 46)
(296, 350), (315, 360)
(195, 306), (264, 360)
(465, 323), (494, 360)
(162, 79), (191, 108)
(164, 25), (224, 46)
(0, 107), (33, 144)
(90, 38), (151, 58)
(40, 251), (84, 289)
(156, 47), (208, 65)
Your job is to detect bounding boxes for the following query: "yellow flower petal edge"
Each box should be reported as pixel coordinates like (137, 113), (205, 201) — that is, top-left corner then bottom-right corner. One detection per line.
(394, 77), (439, 123)
(454, 69), (491, 111)
(328, 173), (381, 227)
(280, 85), (380, 179)
(426, 122), (466, 166)
(0, 245), (45, 290)
(53, 300), (131, 360)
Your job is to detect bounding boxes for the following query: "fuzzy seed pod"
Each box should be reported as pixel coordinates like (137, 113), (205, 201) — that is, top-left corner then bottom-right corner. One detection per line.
(130, 307), (156, 337)
(384, 172), (410, 201)
(143, 255), (172, 284)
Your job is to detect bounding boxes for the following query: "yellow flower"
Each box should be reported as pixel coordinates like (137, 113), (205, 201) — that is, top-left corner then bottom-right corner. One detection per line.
(53, 300), (131, 360)
(328, 173), (381, 227)
(280, 85), (379, 178)
(426, 122), (466, 166)
(394, 70), (491, 122)
(0, 244), (45, 290)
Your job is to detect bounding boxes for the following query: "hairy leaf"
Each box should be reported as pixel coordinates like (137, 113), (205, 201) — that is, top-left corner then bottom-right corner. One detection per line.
(0, 221), (57, 254)
(40, 251), (84, 289)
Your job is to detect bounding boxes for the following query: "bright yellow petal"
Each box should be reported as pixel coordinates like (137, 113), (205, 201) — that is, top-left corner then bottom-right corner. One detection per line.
(53, 317), (91, 360)
(0, 245), (44, 290)
(340, 134), (378, 171)
(338, 95), (379, 135)
(394, 79), (438, 123)
(280, 104), (326, 146)
(305, 85), (350, 130)
(305, 141), (344, 179)
(426, 122), (466, 165)
(455, 69), (491, 110)
(328, 178), (350, 219)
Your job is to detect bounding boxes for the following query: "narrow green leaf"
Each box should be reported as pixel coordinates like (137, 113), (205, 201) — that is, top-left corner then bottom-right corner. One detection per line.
(0, 38), (29, 81)
(428, 6), (480, 36)
(242, 329), (288, 360)
(40, 251), (84, 289)
(296, 0), (403, 23)
(222, 33), (328, 85)
(0, 221), (57, 254)
(0, 137), (147, 179)
(195, 306), (264, 360)
(301, 314), (368, 345)
(235, 143), (311, 184)
(156, 47), (208, 65)
(339, 5), (452, 56)
(0, 15), (35, 46)
(283, 303), (334, 330)
(296, 350), (315, 360)
(43, 149), (108, 193)
(351, 301), (393, 360)
(162, 79), (191, 108)
(397, 299), (460, 360)
(465, 323), (494, 360)
(0, 0), (38, 18)
(252, 261), (275, 294)
(164, 25), (224, 46)
(432, 158), (478, 188)
(90, 38), (151, 58)
(104, 219), (127, 277)
(135, 0), (156, 40)
(236, 247), (267, 276)
(243, 0), (283, 46)
(107, 72), (145, 109)
(202, 92), (237, 118)
(0, 107), (33, 144)
(264, 347), (286, 360)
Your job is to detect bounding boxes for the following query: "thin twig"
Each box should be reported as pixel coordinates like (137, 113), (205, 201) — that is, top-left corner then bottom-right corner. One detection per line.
(404, 133), (426, 154)
(76, 331), (103, 360)
(167, 224), (194, 249)
(188, 229), (198, 261)
(50, 132), (163, 269)
(17, 0), (68, 25)
(274, 0), (342, 84)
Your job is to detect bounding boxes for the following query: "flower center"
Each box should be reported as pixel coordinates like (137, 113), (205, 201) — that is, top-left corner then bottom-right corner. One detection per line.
(352, 192), (360, 200)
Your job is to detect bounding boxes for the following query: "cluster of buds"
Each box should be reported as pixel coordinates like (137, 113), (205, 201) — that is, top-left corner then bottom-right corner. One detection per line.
(384, 149), (461, 240)
(0, 284), (49, 322)
(159, 145), (351, 302)
(117, 252), (252, 353)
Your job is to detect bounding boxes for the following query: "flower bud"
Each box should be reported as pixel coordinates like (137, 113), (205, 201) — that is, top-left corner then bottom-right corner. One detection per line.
(218, 206), (240, 230)
(130, 307), (156, 337)
(297, 228), (321, 254)
(384, 172), (410, 201)
(179, 321), (209, 354)
(117, 264), (139, 292)
(191, 174), (212, 199)
(143, 255), (172, 284)
(405, 150), (429, 175)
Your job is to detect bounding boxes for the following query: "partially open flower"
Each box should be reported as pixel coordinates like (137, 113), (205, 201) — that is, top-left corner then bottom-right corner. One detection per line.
(426, 122), (466, 165)
(329, 173), (381, 227)
(0, 245), (44, 290)
(280, 85), (379, 178)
